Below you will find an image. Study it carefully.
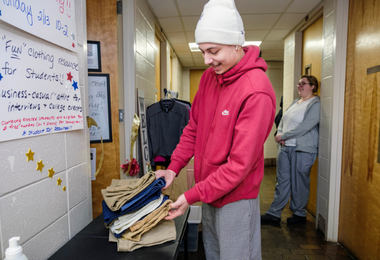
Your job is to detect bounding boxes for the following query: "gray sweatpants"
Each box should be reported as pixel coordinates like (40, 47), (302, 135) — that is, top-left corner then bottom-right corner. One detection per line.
(202, 198), (261, 260)
(267, 146), (317, 218)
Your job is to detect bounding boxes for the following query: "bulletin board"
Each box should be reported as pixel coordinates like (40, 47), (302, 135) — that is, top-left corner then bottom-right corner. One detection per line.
(0, 23), (83, 142)
(88, 73), (112, 143)
(0, 0), (77, 52)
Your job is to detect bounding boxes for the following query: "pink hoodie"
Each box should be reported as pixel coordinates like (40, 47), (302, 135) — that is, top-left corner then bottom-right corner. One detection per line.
(168, 46), (276, 207)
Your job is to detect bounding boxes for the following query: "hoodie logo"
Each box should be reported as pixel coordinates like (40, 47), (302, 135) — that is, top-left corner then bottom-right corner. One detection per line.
(222, 110), (229, 116)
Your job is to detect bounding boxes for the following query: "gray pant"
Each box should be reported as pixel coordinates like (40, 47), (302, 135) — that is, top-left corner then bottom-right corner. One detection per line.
(267, 146), (317, 218)
(202, 198), (261, 260)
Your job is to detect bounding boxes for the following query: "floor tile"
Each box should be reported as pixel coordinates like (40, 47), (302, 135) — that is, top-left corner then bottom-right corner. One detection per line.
(177, 167), (356, 260)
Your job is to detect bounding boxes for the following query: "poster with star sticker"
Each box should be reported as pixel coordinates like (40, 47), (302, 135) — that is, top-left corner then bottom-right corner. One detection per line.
(0, 23), (83, 142)
(0, 0), (77, 52)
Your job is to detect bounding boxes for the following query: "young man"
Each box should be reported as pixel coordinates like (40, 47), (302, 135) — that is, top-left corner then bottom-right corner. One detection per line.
(156, 0), (276, 259)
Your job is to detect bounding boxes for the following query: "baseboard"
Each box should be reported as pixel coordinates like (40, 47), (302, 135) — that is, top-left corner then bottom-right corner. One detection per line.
(264, 158), (276, 167)
(317, 213), (326, 238)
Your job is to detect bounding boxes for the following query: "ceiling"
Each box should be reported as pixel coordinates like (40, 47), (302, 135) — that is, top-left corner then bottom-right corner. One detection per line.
(147, 0), (322, 68)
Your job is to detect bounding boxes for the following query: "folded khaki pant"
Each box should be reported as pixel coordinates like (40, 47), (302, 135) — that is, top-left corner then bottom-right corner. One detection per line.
(110, 195), (164, 234)
(101, 172), (156, 211)
(122, 199), (172, 241)
(109, 220), (176, 252)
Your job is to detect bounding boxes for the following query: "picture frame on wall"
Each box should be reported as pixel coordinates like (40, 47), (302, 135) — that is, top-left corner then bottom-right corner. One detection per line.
(87, 41), (102, 72)
(305, 64), (312, 75)
(88, 73), (112, 143)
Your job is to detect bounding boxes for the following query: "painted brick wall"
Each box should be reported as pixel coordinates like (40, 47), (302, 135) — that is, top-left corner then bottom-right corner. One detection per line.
(172, 57), (184, 99)
(136, 0), (157, 108)
(265, 61), (284, 159)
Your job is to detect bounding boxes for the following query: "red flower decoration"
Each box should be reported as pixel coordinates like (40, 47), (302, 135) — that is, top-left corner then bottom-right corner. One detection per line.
(121, 158), (140, 176)
(72, 43), (75, 48)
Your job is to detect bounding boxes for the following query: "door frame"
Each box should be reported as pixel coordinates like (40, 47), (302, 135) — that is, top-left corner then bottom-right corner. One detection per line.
(284, 0), (349, 241)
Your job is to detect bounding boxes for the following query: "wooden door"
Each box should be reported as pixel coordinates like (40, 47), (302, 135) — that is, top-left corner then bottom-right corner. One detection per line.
(190, 69), (205, 103)
(339, 0), (380, 258)
(302, 16), (323, 217)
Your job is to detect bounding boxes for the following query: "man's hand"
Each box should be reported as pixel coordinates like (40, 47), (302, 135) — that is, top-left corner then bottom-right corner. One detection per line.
(275, 134), (283, 143)
(155, 169), (176, 190)
(165, 194), (189, 220)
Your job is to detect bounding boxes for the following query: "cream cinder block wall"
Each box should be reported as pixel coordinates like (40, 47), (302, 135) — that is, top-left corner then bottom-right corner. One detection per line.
(182, 68), (190, 102)
(135, 0), (184, 104)
(134, 0), (157, 173)
(135, 0), (156, 109)
(0, 1), (92, 259)
(264, 61), (284, 159)
(316, 0), (348, 241)
(283, 31), (302, 111)
(171, 57), (183, 99)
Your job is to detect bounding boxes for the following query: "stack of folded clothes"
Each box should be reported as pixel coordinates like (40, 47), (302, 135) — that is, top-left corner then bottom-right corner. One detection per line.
(101, 171), (176, 252)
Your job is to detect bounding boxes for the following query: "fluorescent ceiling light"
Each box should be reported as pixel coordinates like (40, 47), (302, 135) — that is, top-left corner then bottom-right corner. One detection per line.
(243, 41), (262, 46)
(189, 43), (200, 52)
(189, 41), (262, 52)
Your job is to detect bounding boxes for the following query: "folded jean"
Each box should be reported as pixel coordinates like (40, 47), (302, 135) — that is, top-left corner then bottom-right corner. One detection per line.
(111, 195), (167, 238)
(101, 172), (156, 211)
(109, 220), (176, 252)
(102, 177), (166, 226)
(120, 177), (166, 213)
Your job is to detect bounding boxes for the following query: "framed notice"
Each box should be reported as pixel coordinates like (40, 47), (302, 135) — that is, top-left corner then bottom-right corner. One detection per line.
(305, 64), (312, 75)
(87, 41), (102, 72)
(88, 74), (112, 143)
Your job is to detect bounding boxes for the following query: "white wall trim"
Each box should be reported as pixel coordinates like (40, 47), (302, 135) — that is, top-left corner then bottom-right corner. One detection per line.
(122, 0), (136, 172)
(80, 0), (92, 219)
(326, 0), (349, 241)
(294, 31), (303, 98)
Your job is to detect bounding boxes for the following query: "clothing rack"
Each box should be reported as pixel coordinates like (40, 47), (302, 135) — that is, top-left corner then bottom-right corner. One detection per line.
(163, 88), (179, 99)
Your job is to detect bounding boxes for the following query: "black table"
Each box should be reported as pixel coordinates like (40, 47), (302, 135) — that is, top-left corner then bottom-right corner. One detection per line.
(48, 209), (189, 260)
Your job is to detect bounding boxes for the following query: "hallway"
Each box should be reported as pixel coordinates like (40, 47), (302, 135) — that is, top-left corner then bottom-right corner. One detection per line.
(177, 167), (354, 260)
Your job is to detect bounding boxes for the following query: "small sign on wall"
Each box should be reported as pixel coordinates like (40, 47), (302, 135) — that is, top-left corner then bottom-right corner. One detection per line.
(90, 148), (96, 180)
(138, 89), (150, 175)
(88, 73), (112, 143)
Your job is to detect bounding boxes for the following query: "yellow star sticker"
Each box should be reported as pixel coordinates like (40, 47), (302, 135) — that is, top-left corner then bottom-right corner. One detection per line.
(36, 160), (44, 172)
(63, 186), (66, 191)
(48, 167), (55, 178)
(26, 148), (35, 162)
(57, 177), (62, 186)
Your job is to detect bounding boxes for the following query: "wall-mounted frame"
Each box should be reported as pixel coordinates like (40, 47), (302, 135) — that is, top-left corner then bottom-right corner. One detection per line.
(88, 73), (112, 143)
(87, 41), (102, 72)
(138, 89), (150, 175)
(304, 64), (312, 75)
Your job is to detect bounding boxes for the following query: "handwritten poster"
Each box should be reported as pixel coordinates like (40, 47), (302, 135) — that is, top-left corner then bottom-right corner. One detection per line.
(0, 23), (83, 142)
(88, 74), (112, 143)
(0, 0), (77, 52)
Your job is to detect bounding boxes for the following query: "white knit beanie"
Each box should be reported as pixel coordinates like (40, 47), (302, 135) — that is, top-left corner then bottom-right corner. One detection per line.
(195, 0), (245, 45)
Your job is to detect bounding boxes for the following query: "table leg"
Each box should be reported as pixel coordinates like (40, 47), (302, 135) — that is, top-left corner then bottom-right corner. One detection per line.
(184, 222), (189, 260)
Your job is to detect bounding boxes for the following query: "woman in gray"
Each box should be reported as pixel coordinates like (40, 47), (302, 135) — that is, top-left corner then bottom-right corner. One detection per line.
(261, 75), (320, 224)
